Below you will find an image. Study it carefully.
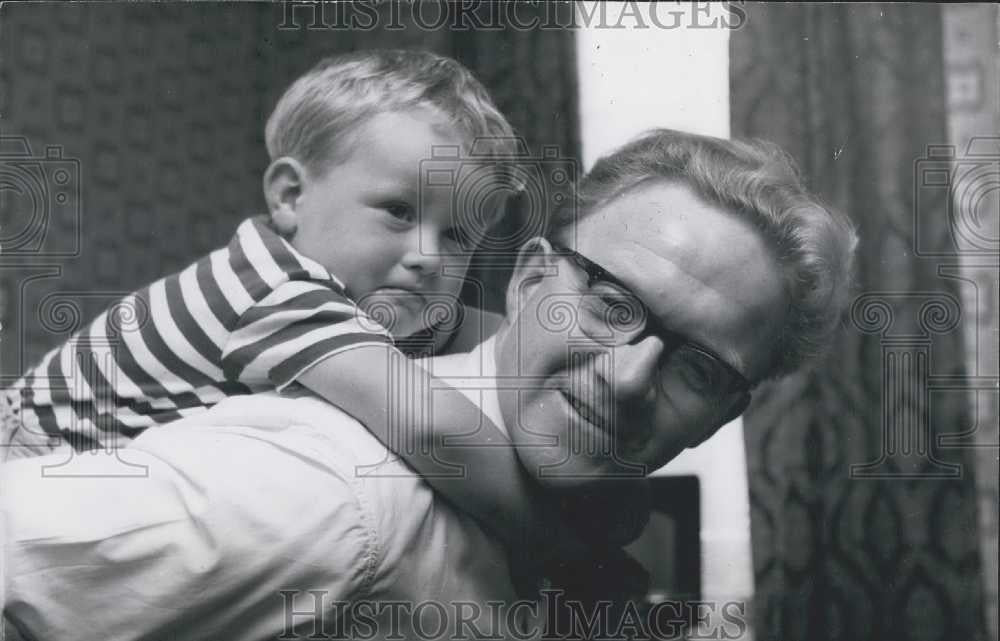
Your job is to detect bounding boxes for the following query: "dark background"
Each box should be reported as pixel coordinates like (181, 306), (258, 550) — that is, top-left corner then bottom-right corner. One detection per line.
(0, 1), (580, 375)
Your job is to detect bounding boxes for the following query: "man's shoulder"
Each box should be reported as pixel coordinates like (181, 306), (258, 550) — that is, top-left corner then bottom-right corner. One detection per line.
(147, 392), (437, 516)
(148, 392), (403, 471)
(127, 392), (420, 589)
(177, 392), (513, 599)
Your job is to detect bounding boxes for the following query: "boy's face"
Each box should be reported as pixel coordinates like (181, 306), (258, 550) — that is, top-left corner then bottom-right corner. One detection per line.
(285, 108), (489, 339)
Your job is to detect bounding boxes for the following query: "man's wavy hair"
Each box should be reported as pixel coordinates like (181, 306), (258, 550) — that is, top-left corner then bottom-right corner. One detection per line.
(547, 129), (858, 380)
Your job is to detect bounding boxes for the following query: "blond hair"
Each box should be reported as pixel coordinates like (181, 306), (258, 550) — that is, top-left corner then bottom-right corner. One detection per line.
(265, 49), (516, 172)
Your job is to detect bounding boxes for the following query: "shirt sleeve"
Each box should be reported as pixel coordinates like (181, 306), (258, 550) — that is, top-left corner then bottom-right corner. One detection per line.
(1, 412), (379, 641)
(221, 279), (393, 390)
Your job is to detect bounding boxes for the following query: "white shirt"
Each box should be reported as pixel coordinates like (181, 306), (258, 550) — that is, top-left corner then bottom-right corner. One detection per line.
(2, 340), (530, 640)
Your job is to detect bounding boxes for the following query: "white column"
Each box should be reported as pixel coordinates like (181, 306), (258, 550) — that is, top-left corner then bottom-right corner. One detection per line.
(575, 1), (755, 629)
(576, 2), (732, 165)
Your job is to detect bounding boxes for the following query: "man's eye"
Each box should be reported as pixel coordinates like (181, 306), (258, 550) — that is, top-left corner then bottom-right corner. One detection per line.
(383, 203), (415, 222)
(674, 349), (720, 395)
(588, 281), (630, 300)
(589, 283), (638, 311)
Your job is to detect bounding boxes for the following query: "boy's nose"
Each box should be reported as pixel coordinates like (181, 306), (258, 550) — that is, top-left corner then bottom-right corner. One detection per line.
(401, 231), (443, 276)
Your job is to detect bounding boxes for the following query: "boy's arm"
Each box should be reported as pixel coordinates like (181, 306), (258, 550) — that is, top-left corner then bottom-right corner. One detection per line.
(220, 280), (628, 562)
(296, 343), (589, 563)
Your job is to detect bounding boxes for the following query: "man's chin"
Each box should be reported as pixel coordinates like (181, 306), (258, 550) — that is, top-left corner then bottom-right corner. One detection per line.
(517, 444), (648, 489)
(509, 393), (648, 487)
(529, 459), (645, 489)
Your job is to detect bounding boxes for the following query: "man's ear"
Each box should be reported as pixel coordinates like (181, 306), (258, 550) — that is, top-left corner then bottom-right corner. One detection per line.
(504, 237), (558, 317)
(263, 157), (309, 237)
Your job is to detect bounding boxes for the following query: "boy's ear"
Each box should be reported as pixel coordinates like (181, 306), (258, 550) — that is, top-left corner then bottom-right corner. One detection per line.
(263, 157), (308, 237)
(504, 237), (558, 317)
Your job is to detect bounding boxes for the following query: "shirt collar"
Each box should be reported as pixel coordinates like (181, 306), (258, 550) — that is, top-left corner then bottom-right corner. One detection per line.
(244, 216), (347, 291)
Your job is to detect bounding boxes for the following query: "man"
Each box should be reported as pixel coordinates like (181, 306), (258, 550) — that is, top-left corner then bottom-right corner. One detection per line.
(2, 129), (856, 640)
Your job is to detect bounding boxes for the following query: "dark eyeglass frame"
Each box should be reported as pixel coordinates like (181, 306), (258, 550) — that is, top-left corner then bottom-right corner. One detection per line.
(550, 243), (754, 397)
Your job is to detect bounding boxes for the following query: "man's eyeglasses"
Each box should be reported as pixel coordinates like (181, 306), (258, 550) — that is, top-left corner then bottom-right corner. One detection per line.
(550, 243), (753, 405)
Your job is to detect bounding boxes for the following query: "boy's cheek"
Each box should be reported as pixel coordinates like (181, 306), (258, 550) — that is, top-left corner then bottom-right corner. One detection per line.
(433, 265), (471, 300)
(421, 291), (465, 334)
(357, 291), (425, 337)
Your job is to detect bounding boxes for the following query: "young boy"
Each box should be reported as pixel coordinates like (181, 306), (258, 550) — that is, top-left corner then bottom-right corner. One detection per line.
(0, 50), (596, 563)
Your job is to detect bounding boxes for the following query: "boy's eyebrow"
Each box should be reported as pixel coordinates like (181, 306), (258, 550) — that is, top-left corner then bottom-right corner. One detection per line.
(370, 174), (420, 197)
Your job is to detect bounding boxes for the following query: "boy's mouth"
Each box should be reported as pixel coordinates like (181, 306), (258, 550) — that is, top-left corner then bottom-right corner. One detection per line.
(362, 288), (427, 328)
(370, 287), (425, 304)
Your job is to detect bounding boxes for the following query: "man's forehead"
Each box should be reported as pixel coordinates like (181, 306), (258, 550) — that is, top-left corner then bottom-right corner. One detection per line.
(569, 180), (786, 380)
(571, 181), (716, 290)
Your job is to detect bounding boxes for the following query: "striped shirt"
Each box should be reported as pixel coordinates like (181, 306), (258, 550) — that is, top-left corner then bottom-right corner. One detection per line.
(7, 217), (392, 452)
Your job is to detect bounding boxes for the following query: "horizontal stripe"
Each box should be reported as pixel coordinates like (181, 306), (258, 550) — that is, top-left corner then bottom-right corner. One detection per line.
(9, 217), (364, 453)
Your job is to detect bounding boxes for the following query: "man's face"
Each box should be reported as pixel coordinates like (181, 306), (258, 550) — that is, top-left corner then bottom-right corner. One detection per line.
(496, 179), (788, 486)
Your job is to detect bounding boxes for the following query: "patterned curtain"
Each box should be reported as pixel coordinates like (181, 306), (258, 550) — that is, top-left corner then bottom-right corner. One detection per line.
(941, 8), (1000, 639)
(731, 4), (988, 641)
(0, 2), (579, 374)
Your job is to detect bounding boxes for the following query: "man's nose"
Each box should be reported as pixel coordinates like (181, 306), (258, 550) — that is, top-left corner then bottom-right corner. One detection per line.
(607, 334), (665, 404)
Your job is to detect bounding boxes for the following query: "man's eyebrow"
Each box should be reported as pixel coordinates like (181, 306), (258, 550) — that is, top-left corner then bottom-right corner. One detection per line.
(643, 306), (746, 377)
(634, 287), (749, 382)
(623, 246), (755, 379)
(568, 245), (751, 379)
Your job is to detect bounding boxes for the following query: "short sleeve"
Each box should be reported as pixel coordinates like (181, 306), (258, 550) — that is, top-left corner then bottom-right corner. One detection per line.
(221, 279), (393, 389)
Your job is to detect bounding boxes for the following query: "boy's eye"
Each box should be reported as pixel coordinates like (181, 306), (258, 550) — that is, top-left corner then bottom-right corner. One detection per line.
(383, 202), (416, 223)
(442, 227), (462, 244)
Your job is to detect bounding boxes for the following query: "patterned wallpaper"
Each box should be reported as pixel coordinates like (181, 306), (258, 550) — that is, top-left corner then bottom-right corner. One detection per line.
(0, 4), (267, 378)
(0, 3), (580, 378)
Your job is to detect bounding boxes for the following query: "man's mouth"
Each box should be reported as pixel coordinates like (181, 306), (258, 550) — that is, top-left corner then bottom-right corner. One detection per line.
(560, 389), (654, 461)
(561, 390), (610, 432)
